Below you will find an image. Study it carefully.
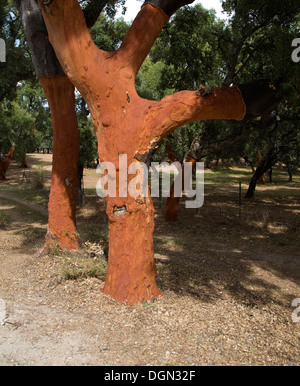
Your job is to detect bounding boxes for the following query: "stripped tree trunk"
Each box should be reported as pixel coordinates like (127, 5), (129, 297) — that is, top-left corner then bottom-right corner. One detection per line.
(40, 75), (80, 249)
(165, 155), (197, 222)
(245, 150), (277, 198)
(0, 146), (15, 180)
(39, 0), (277, 304)
(15, 0), (80, 249)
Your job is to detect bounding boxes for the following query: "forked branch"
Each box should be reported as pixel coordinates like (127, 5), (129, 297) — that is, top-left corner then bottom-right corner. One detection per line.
(117, 0), (195, 76)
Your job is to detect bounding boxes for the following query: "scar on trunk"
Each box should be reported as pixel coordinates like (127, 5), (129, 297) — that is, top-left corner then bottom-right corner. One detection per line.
(113, 205), (127, 217)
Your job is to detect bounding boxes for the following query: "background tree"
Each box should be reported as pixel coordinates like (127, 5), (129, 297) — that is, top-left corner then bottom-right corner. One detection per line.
(146, 1), (299, 208)
(13, 0), (124, 249)
(0, 0), (35, 177)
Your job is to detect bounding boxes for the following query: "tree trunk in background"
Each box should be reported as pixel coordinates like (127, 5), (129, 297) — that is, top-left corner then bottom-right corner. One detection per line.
(40, 75), (80, 250)
(0, 146), (15, 180)
(165, 156), (197, 222)
(245, 151), (277, 198)
(164, 144), (197, 222)
(20, 156), (28, 168)
(15, 0), (80, 250)
(77, 164), (85, 207)
(257, 153), (265, 185)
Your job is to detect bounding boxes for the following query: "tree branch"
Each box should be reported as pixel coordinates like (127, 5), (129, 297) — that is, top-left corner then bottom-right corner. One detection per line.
(117, 1), (195, 77)
(15, 0), (64, 77)
(144, 86), (246, 143)
(143, 0), (195, 17)
(116, 3), (169, 77)
(38, 0), (102, 104)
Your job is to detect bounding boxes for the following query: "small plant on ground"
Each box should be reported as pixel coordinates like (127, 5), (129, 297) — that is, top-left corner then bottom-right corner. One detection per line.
(0, 210), (9, 229)
(31, 169), (45, 190)
(62, 255), (108, 281)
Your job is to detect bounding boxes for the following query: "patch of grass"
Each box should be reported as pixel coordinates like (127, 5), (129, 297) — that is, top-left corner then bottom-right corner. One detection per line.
(31, 169), (46, 190)
(0, 186), (49, 207)
(62, 255), (108, 281)
(0, 210), (9, 229)
(14, 226), (45, 244)
(272, 238), (292, 247)
(46, 243), (108, 281)
(155, 237), (183, 247)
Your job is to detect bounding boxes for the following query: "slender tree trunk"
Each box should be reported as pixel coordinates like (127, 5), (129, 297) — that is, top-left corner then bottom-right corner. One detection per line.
(286, 164), (293, 182)
(40, 75), (80, 250)
(245, 151), (277, 198)
(15, 0), (82, 250)
(20, 156), (28, 168)
(165, 156), (197, 222)
(0, 146), (15, 180)
(77, 164), (85, 207)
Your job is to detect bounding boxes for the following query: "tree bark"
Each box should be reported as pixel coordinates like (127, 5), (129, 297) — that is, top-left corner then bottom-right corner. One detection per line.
(104, 194), (163, 303)
(39, 0), (247, 304)
(40, 75), (80, 250)
(165, 155), (197, 222)
(0, 146), (15, 180)
(15, 0), (80, 249)
(245, 150), (277, 198)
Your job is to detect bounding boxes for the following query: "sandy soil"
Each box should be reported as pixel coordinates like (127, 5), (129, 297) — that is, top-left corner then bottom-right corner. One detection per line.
(0, 155), (299, 366)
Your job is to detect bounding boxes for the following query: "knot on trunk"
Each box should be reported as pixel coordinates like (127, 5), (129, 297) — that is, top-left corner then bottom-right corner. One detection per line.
(113, 205), (127, 217)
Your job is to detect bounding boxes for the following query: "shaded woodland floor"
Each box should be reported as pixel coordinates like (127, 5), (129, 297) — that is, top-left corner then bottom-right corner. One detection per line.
(0, 154), (299, 366)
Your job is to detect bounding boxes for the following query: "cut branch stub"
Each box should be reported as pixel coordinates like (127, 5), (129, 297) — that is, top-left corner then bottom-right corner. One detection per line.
(237, 80), (279, 120)
(143, 0), (196, 17)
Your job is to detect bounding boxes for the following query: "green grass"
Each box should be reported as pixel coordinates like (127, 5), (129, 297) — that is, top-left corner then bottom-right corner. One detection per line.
(0, 210), (9, 229)
(13, 226), (46, 244)
(62, 255), (108, 281)
(46, 244), (108, 281)
(0, 186), (49, 207)
(155, 236), (183, 247)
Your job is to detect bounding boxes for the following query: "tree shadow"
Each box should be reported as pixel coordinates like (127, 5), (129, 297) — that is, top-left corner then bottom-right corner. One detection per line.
(152, 183), (300, 309)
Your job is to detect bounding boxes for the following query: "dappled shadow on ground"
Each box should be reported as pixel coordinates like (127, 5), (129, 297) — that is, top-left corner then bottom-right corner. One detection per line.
(72, 181), (300, 312)
(1, 162), (299, 312)
(151, 181), (300, 310)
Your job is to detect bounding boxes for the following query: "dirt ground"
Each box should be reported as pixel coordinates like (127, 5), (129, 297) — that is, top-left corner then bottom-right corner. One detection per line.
(0, 154), (299, 366)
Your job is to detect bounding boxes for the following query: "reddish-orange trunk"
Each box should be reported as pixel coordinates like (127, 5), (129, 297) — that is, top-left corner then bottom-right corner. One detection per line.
(40, 75), (80, 250)
(40, 1), (246, 304)
(0, 146), (15, 180)
(165, 156), (197, 222)
(257, 154), (266, 185)
(20, 157), (28, 168)
(103, 194), (162, 304)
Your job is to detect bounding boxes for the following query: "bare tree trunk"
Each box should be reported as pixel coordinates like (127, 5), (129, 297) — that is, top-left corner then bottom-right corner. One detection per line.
(245, 150), (277, 198)
(0, 146), (15, 180)
(40, 75), (80, 250)
(165, 155), (197, 222)
(15, 0), (80, 250)
(104, 194), (162, 303)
